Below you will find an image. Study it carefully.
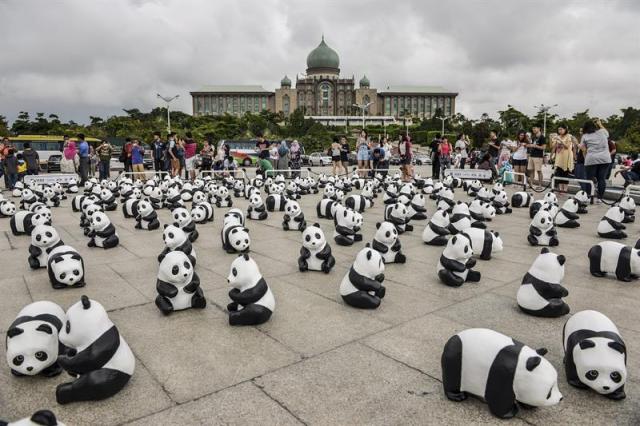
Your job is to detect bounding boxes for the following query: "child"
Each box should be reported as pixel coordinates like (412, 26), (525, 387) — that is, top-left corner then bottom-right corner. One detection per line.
(16, 153), (27, 180)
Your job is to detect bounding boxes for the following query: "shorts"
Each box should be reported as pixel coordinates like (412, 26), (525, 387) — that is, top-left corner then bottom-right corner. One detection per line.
(356, 152), (369, 161)
(332, 156), (341, 162)
(401, 156), (412, 166)
(527, 157), (543, 172)
(554, 167), (572, 178)
(512, 159), (527, 166)
(185, 156), (196, 171)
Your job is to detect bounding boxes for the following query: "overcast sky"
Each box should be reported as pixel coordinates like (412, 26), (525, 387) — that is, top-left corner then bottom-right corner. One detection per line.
(1, 0), (638, 124)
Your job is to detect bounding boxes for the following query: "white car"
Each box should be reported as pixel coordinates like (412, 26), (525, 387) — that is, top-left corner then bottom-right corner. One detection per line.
(308, 152), (332, 167)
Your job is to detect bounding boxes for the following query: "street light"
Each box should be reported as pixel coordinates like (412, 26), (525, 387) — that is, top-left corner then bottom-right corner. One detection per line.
(533, 104), (558, 136)
(157, 93), (180, 133)
(352, 102), (374, 129)
(438, 115), (450, 135)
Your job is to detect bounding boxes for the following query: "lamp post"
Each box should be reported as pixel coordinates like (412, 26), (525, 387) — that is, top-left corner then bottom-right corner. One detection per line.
(157, 93), (180, 133)
(352, 102), (374, 129)
(438, 115), (450, 135)
(533, 104), (558, 136)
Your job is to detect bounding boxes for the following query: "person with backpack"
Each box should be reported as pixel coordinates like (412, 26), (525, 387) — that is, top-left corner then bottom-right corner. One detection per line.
(22, 142), (40, 175)
(276, 140), (289, 177)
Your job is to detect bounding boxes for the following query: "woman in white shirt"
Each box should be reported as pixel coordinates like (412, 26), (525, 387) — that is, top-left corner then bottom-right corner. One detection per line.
(454, 134), (469, 169)
(511, 130), (529, 183)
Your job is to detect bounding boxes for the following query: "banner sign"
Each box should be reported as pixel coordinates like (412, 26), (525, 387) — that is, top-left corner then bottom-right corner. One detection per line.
(24, 174), (78, 185)
(443, 168), (493, 180)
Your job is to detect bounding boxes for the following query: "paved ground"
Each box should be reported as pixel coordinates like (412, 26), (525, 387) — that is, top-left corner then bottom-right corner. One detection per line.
(1, 166), (639, 425)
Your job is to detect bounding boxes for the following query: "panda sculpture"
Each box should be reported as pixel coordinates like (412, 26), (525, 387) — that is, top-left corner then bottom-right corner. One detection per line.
(226, 253), (275, 326)
(384, 203), (413, 233)
(530, 199), (558, 219)
(448, 201), (485, 234)
(492, 191), (512, 214)
(56, 296), (134, 404)
(422, 209), (451, 246)
(10, 210), (51, 236)
(554, 198), (580, 228)
(298, 223), (336, 273)
(5, 301), (66, 377)
(155, 251), (206, 315)
(88, 212), (119, 249)
(266, 193), (287, 212)
(135, 200), (160, 231)
(461, 228), (503, 260)
(574, 190), (590, 213)
(469, 200), (496, 222)
(407, 193), (428, 220)
(214, 186), (233, 208)
(282, 199), (306, 232)
(588, 241), (640, 282)
(99, 189), (117, 211)
(20, 189), (38, 210)
(382, 184), (398, 205)
(316, 198), (340, 219)
(221, 221), (251, 254)
(191, 201), (214, 224)
(80, 202), (103, 236)
(528, 210), (559, 246)
(158, 224), (197, 265)
(11, 181), (24, 198)
(233, 180), (245, 198)
(333, 205), (363, 246)
(247, 193), (268, 220)
(172, 207), (199, 242)
(516, 248), (569, 317)
(47, 245), (85, 289)
(344, 194), (373, 213)
(475, 187), (493, 203)
(164, 186), (184, 210)
(223, 207), (245, 226)
(122, 198), (139, 219)
(0, 200), (17, 218)
(437, 234), (481, 287)
(339, 246), (386, 309)
(0, 410), (66, 426)
(597, 206), (627, 239)
(618, 196), (636, 223)
(372, 221), (406, 264)
(563, 310), (627, 400)
(28, 225), (64, 269)
(441, 328), (562, 419)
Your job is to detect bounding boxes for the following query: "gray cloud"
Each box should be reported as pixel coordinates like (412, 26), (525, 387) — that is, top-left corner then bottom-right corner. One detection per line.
(0, 0), (638, 124)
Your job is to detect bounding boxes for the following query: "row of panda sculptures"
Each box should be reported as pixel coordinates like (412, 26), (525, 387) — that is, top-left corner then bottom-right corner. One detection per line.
(0, 169), (636, 422)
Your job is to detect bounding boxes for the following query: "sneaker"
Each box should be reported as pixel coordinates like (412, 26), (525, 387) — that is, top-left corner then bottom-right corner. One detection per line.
(595, 198), (603, 204)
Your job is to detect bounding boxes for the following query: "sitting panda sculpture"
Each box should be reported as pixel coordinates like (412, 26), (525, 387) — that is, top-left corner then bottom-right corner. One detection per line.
(573, 190), (590, 213)
(298, 223), (336, 273)
(407, 193), (428, 220)
(441, 328), (562, 419)
(5, 301), (66, 377)
(88, 212), (119, 249)
(172, 207), (199, 242)
(339, 245), (386, 309)
(28, 225), (64, 269)
(282, 199), (306, 231)
(247, 193), (268, 220)
(47, 245), (85, 289)
(56, 296), (134, 404)
(492, 191), (512, 214)
(158, 224), (197, 265)
(0, 200), (17, 218)
(563, 310), (627, 400)
(422, 209), (450, 246)
(384, 203), (413, 234)
(135, 200), (160, 231)
(437, 234), (481, 287)
(597, 206), (627, 239)
(461, 228), (503, 260)
(266, 193), (287, 212)
(156, 251), (206, 315)
(221, 218), (251, 254)
(516, 248), (569, 317)
(588, 241), (640, 282)
(554, 198), (580, 228)
(618, 196), (636, 223)
(226, 254), (275, 326)
(528, 210), (559, 246)
(333, 205), (363, 246)
(372, 221), (406, 264)
(468, 200), (495, 223)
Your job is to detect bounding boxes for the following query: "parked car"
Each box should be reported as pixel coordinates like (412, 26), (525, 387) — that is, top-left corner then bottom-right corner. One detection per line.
(347, 152), (358, 166)
(308, 152), (331, 166)
(414, 154), (432, 165)
(143, 151), (153, 169)
(389, 155), (402, 166)
(47, 155), (62, 172)
(301, 154), (310, 165)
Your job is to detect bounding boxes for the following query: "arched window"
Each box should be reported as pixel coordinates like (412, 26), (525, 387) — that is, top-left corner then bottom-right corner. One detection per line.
(363, 95), (370, 115)
(283, 95), (290, 116)
(319, 82), (333, 115)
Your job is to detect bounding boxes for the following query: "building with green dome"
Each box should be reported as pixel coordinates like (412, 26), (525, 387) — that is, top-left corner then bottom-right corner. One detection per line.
(191, 36), (458, 120)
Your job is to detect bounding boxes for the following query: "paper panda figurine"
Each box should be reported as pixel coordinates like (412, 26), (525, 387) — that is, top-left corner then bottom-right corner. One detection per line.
(384, 203), (413, 234)
(597, 206), (627, 239)
(436, 188), (455, 213)
(422, 209), (451, 246)
(475, 187), (493, 203)
(0, 410), (66, 426)
(56, 296), (134, 404)
(344, 194), (373, 213)
(528, 210), (558, 246)
(618, 196), (636, 223)
(492, 191), (512, 214)
(221, 222), (251, 254)
(135, 199), (160, 231)
(340, 245), (386, 309)
(191, 201), (214, 224)
(266, 193), (287, 212)
(298, 223), (336, 273)
(98, 189), (117, 211)
(172, 207), (199, 242)
(156, 251), (206, 315)
(247, 193), (268, 220)
(11, 181), (24, 198)
(563, 310), (627, 400)
(10, 209), (51, 236)
(442, 328), (562, 419)
(158, 224), (196, 265)
(226, 253), (275, 326)
(437, 234), (481, 287)
(573, 190), (590, 214)
(554, 198), (580, 228)
(5, 301), (66, 377)
(464, 180), (482, 197)
(122, 198), (139, 219)
(517, 248), (569, 317)
(28, 225), (64, 269)
(164, 186), (184, 210)
(47, 245), (85, 289)
(372, 221), (406, 264)
(448, 201), (484, 234)
(333, 205), (363, 246)
(383, 184), (398, 205)
(588, 241), (640, 282)
(214, 186), (233, 208)
(282, 199), (306, 231)
(80, 202), (103, 236)
(461, 228), (503, 260)
(316, 198), (339, 219)
(87, 211), (119, 249)
(20, 189), (38, 210)
(407, 193), (427, 220)
(0, 200), (17, 218)
(469, 200), (495, 222)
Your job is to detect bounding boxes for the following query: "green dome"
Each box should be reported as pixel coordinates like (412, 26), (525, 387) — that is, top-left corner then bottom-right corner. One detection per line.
(359, 75), (370, 88)
(280, 75), (291, 87)
(306, 36), (340, 71)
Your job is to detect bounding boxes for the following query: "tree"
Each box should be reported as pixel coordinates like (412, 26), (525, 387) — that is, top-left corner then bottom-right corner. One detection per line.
(11, 111), (31, 134)
(0, 115), (9, 136)
(498, 105), (530, 136)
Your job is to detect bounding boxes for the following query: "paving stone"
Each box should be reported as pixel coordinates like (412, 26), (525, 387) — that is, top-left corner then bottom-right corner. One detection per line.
(0, 277), (33, 333)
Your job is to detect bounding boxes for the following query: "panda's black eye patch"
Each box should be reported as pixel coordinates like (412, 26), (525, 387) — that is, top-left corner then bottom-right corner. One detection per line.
(168, 233), (174, 239)
(184, 262), (191, 269)
(232, 267), (237, 276)
(172, 265), (179, 275)
(60, 273), (66, 280)
(35, 351), (48, 361)
(65, 320), (70, 333)
(73, 270), (80, 276)
(385, 231), (390, 238)
(13, 355), (24, 366)
(36, 235), (42, 242)
(45, 232), (52, 238)
(585, 370), (599, 381)
(305, 235), (311, 242)
(315, 233), (321, 239)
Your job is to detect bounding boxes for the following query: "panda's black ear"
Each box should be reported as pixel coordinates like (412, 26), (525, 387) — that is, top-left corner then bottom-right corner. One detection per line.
(579, 339), (596, 350)
(365, 242), (371, 248)
(635, 239), (640, 250)
(526, 356), (541, 371)
(243, 253), (250, 261)
(536, 347), (548, 356)
(30, 409), (58, 426)
(6, 327), (24, 338)
(540, 247), (549, 254)
(36, 324), (53, 335)
(608, 341), (626, 354)
(557, 255), (566, 266)
(376, 222), (381, 229)
(81, 295), (91, 309)
(366, 250), (372, 260)
(452, 236), (457, 244)
(313, 223), (320, 228)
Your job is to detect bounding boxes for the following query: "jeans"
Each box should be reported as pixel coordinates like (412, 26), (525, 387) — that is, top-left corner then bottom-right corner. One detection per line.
(79, 156), (90, 184)
(585, 163), (610, 199)
(99, 160), (110, 180)
(154, 159), (163, 174)
(431, 156), (440, 179)
(621, 170), (640, 185)
(459, 158), (466, 169)
(574, 163), (589, 192)
(124, 159), (132, 173)
(8, 173), (18, 189)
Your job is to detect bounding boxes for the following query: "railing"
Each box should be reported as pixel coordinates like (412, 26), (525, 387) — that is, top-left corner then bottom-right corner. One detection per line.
(116, 171), (170, 182)
(197, 169), (247, 180)
(550, 176), (595, 203)
(502, 171), (528, 189)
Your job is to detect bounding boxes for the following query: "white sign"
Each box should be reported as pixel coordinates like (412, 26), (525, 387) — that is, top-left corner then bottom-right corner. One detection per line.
(443, 168), (493, 180)
(24, 174), (78, 185)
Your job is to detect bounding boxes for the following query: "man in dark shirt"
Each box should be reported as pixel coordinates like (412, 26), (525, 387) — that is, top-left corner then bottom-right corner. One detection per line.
(151, 131), (165, 175)
(430, 134), (441, 179)
(487, 131), (500, 163)
(77, 133), (90, 185)
(527, 126), (546, 186)
(22, 142), (40, 175)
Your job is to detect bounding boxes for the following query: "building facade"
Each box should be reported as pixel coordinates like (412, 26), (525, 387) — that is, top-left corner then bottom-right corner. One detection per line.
(191, 36), (458, 119)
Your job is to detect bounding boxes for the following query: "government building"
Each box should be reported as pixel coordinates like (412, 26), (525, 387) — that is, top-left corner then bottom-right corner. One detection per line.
(190, 36), (458, 121)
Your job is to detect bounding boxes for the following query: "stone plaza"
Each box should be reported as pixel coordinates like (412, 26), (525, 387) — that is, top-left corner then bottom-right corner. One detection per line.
(1, 166), (639, 425)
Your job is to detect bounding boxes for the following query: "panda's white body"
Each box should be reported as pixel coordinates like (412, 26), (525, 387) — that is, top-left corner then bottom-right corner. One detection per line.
(10, 210), (51, 236)
(247, 194), (268, 220)
(618, 196), (636, 223)
(155, 251), (205, 314)
(135, 200), (160, 230)
(588, 241), (640, 281)
(516, 248), (569, 317)
(56, 296), (134, 404)
(372, 221), (406, 264)
(437, 234), (480, 287)
(316, 198), (340, 219)
(442, 328), (562, 419)
(384, 203), (413, 233)
(528, 210), (558, 246)
(47, 245), (85, 289)
(227, 254), (274, 325)
(88, 212), (119, 249)
(461, 228), (503, 260)
(282, 199), (306, 231)
(422, 210), (450, 246)
(597, 206), (627, 239)
(563, 310), (627, 399)
(29, 225), (63, 269)
(191, 202), (214, 224)
(340, 246), (386, 309)
(554, 199), (580, 228)
(5, 301), (66, 377)
(298, 224), (335, 273)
